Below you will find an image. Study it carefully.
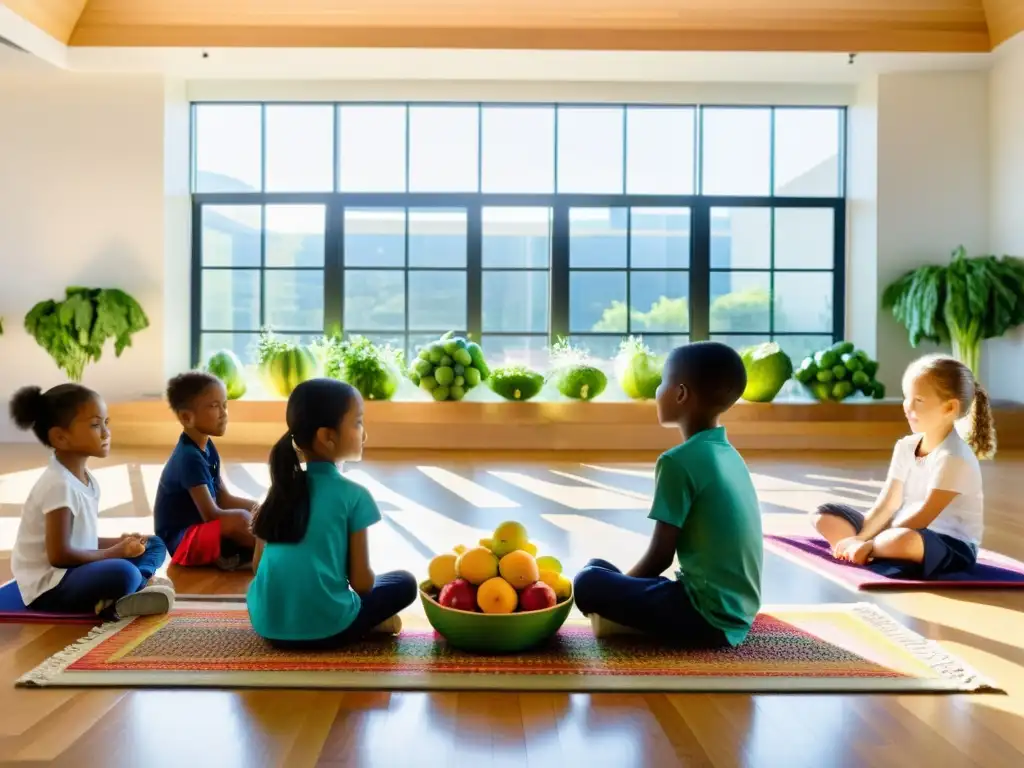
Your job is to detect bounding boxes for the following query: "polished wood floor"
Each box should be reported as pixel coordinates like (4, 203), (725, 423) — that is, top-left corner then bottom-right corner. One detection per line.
(2, 446), (1024, 766)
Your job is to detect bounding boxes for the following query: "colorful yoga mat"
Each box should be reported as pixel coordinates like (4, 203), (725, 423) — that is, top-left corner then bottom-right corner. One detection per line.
(766, 535), (1024, 591)
(18, 603), (994, 693)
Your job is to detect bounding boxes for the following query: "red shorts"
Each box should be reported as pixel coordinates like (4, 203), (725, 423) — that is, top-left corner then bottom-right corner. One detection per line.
(170, 520), (223, 566)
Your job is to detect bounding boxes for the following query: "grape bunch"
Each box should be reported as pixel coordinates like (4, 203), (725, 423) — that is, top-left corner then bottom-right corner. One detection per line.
(794, 341), (885, 402)
(409, 332), (490, 402)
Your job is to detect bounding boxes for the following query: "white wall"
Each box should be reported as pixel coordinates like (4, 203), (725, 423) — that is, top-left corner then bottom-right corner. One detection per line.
(0, 71), (179, 441)
(869, 71), (990, 391)
(985, 37), (1024, 402)
(846, 76), (879, 360)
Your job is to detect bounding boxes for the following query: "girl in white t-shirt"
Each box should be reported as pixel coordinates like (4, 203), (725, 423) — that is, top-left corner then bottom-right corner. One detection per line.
(811, 355), (994, 579)
(9, 384), (174, 618)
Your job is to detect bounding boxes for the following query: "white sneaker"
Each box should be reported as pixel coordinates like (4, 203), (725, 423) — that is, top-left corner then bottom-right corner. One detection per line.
(115, 585), (175, 618)
(370, 615), (403, 635)
(590, 614), (642, 639)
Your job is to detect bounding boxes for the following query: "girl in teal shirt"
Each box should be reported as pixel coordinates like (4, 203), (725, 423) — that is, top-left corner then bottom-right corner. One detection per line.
(247, 379), (416, 648)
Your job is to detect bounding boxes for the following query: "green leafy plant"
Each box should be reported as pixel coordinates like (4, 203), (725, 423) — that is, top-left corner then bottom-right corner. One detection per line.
(314, 334), (403, 401)
(24, 287), (149, 381)
(882, 247), (1024, 376)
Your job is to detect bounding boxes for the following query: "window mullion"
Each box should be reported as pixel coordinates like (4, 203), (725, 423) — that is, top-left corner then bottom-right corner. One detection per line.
(689, 200), (711, 341)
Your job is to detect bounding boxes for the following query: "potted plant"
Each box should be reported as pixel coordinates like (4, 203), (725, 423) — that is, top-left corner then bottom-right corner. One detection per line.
(24, 287), (149, 381)
(882, 246), (1024, 377)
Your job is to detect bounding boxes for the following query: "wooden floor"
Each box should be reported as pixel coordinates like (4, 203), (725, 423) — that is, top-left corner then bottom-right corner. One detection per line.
(2, 446), (1024, 766)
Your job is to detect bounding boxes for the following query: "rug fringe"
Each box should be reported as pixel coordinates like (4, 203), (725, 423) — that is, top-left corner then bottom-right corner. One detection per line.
(850, 603), (994, 691)
(16, 617), (132, 688)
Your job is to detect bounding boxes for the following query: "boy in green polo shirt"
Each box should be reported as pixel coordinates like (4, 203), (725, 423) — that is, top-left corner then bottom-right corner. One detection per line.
(573, 342), (763, 647)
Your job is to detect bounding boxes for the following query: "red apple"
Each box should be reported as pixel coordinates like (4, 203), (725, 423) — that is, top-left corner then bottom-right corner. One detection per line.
(439, 578), (478, 612)
(518, 581), (557, 612)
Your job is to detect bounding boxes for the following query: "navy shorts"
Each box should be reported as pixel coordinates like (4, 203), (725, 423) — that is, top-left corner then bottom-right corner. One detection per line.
(816, 503), (977, 579)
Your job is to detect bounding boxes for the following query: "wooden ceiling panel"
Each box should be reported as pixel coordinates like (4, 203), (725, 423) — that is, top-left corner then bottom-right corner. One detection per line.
(67, 0), (994, 52)
(3, 0), (88, 43)
(983, 0), (1024, 48)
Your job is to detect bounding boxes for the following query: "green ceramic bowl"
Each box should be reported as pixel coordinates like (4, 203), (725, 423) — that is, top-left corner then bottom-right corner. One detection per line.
(419, 581), (574, 653)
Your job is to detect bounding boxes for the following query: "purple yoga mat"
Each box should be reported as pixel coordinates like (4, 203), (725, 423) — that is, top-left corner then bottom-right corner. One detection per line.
(765, 535), (1024, 591)
(0, 580), (99, 625)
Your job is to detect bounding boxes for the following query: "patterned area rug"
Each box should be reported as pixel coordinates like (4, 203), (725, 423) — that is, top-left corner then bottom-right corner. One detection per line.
(18, 603), (993, 693)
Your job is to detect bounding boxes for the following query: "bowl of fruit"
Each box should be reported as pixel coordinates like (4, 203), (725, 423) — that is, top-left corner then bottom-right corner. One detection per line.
(419, 521), (574, 653)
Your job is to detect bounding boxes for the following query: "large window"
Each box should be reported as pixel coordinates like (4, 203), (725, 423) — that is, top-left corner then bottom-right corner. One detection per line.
(192, 102), (844, 367)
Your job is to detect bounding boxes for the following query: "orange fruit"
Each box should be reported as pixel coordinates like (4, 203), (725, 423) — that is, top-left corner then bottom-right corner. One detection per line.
(456, 546), (499, 585)
(428, 553), (458, 589)
(477, 577), (518, 614)
(498, 550), (540, 590)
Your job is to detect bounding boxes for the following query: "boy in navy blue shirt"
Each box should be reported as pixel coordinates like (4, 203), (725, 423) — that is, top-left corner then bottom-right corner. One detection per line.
(154, 372), (258, 570)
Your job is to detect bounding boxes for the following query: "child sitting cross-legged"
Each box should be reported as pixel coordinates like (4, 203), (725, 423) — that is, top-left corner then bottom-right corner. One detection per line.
(812, 354), (993, 578)
(247, 378), (417, 650)
(154, 372), (258, 570)
(10, 384), (173, 618)
(573, 342), (763, 648)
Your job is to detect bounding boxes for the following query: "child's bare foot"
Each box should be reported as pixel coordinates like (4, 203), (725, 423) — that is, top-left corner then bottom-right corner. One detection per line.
(147, 575), (174, 589)
(370, 616), (402, 635)
(590, 614), (642, 639)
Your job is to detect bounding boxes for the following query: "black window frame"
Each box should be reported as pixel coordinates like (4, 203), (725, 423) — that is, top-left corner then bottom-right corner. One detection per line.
(190, 101), (846, 366)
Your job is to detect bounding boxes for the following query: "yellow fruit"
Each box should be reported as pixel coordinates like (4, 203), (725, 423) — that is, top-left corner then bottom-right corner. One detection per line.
(523, 542), (538, 556)
(428, 553), (458, 589)
(479, 537), (494, 551)
(499, 550), (540, 590)
(492, 521), (529, 557)
(477, 577), (517, 614)
(535, 555), (562, 574)
(456, 546), (499, 585)
(453, 544), (467, 556)
(539, 569), (572, 601)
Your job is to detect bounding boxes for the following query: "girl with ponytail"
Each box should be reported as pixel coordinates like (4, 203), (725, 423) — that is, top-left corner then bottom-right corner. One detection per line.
(247, 378), (416, 649)
(812, 354), (993, 580)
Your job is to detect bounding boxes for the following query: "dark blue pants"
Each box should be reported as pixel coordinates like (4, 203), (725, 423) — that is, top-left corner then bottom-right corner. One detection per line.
(270, 570), (418, 651)
(30, 537), (167, 614)
(573, 558), (727, 648)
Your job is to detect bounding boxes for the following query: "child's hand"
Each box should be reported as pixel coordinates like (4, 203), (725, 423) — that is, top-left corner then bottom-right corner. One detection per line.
(110, 537), (146, 559)
(120, 532), (147, 546)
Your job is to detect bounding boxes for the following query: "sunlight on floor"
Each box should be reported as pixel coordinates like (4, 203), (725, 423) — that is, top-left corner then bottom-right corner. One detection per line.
(748, 473), (824, 492)
(540, 513), (648, 567)
(756, 489), (875, 514)
(0, 467), (46, 504)
(805, 474), (885, 490)
(346, 469), (491, 555)
(761, 512), (817, 536)
(91, 465), (135, 513)
(936, 641), (1024, 721)
(547, 469), (652, 501)
(580, 464), (655, 480)
(878, 592), (1024, 653)
(416, 466), (519, 508)
(490, 471), (648, 510)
